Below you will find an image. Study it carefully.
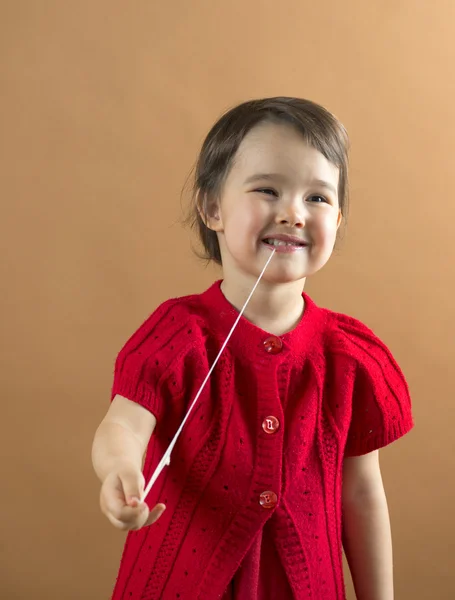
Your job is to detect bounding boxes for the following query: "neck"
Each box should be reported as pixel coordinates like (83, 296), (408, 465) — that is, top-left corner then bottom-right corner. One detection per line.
(220, 275), (306, 336)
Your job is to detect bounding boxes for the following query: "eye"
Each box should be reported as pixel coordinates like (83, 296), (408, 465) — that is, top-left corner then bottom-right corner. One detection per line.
(255, 188), (279, 197)
(308, 195), (328, 203)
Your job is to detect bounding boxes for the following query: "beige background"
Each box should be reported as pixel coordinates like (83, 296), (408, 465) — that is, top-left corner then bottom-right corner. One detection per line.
(1, 1), (453, 598)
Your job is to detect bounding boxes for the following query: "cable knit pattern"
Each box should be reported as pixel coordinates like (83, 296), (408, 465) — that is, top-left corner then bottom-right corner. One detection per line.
(110, 281), (414, 600)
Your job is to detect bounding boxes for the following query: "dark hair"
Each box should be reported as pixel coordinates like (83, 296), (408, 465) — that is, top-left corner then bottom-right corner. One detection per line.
(185, 97), (350, 265)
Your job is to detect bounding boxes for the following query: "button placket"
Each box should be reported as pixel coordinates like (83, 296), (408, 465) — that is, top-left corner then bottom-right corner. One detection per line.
(257, 336), (283, 512)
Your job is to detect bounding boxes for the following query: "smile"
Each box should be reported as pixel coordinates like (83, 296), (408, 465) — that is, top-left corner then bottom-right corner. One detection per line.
(262, 238), (309, 253)
(263, 239), (305, 247)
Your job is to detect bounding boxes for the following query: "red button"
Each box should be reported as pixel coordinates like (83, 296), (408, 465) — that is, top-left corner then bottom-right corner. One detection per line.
(262, 416), (280, 434)
(259, 491), (278, 509)
(263, 336), (283, 354)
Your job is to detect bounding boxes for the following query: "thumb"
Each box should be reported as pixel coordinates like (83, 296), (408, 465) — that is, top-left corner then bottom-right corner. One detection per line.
(145, 503), (166, 526)
(119, 468), (145, 504)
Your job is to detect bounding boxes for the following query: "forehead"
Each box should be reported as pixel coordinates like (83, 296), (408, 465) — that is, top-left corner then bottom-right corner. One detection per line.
(232, 121), (339, 184)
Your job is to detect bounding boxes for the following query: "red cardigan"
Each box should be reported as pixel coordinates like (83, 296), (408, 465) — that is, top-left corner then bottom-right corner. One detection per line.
(110, 280), (414, 600)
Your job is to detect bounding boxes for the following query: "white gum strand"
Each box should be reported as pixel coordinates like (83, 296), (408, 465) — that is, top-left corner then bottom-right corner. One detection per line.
(140, 249), (276, 502)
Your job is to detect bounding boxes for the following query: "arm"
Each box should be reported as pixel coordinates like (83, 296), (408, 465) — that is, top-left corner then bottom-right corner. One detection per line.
(92, 394), (165, 529)
(92, 394), (156, 482)
(342, 450), (394, 600)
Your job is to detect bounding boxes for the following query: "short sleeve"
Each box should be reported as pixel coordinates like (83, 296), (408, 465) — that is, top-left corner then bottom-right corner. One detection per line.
(110, 299), (183, 421)
(344, 336), (414, 457)
(111, 347), (158, 413)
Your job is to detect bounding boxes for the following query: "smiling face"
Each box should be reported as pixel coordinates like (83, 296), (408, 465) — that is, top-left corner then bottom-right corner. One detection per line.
(205, 120), (343, 288)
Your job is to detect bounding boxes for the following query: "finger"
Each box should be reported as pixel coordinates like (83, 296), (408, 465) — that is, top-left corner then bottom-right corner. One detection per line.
(112, 501), (150, 531)
(116, 503), (148, 526)
(120, 470), (145, 505)
(104, 501), (148, 531)
(102, 472), (144, 518)
(103, 491), (132, 520)
(105, 502), (165, 531)
(144, 503), (166, 527)
(101, 480), (131, 521)
(104, 510), (132, 531)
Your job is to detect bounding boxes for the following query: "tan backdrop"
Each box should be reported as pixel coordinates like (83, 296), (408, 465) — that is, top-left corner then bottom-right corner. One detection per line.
(1, 1), (453, 598)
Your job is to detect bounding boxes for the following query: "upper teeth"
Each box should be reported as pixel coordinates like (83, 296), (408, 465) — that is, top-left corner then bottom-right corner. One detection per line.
(265, 239), (302, 247)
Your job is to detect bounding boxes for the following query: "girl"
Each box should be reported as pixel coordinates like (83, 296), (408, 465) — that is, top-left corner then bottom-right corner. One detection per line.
(92, 97), (414, 600)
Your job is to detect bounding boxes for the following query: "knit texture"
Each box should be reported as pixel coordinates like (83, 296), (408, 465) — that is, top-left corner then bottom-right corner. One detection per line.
(110, 280), (414, 599)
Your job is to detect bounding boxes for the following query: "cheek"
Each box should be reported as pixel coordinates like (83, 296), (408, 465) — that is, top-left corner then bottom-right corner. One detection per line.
(226, 199), (266, 230)
(317, 214), (339, 238)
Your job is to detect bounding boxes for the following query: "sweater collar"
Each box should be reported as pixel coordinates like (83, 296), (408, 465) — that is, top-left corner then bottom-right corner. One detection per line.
(199, 280), (324, 355)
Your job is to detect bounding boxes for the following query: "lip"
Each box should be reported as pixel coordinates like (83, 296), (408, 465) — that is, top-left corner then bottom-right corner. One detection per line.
(261, 234), (310, 253)
(262, 234), (309, 245)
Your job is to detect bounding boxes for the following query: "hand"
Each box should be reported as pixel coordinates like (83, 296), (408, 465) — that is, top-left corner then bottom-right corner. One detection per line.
(100, 462), (166, 531)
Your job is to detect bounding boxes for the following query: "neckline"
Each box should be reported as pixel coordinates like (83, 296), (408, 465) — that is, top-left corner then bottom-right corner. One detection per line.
(200, 280), (321, 348)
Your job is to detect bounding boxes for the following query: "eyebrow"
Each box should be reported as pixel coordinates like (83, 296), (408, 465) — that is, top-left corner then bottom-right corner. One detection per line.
(244, 173), (338, 196)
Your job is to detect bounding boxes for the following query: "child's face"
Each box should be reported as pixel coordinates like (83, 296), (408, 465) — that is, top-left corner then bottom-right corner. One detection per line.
(207, 121), (342, 286)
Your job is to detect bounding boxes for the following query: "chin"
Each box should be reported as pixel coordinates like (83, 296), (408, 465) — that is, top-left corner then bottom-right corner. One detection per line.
(262, 269), (308, 285)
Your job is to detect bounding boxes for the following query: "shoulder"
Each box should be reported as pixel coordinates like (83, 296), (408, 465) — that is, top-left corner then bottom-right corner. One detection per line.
(113, 291), (211, 382)
(320, 306), (400, 374)
(317, 307), (414, 455)
(321, 305), (412, 417)
(111, 291), (211, 413)
(318, 305), (412, 405)
(117, 292), (207, 354)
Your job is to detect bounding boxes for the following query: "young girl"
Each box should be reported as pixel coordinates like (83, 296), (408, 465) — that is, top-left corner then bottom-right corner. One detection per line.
(92, 97), (414, 600)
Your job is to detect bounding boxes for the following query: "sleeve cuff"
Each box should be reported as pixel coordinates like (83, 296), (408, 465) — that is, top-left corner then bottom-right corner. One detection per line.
(344, 416), (415, 457)
(111, 376), (163, 421)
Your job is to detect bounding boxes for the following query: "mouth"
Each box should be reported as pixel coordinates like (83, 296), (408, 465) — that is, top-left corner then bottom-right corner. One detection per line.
(262, 236), (309, 249)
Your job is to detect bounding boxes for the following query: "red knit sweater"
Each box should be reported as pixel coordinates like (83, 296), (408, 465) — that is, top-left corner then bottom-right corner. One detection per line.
(110, 280), (414, 600)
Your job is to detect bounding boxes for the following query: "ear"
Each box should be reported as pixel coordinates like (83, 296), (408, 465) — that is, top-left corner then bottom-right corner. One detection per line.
(336, 210), (343, 230)
(197, 191), (224, 232)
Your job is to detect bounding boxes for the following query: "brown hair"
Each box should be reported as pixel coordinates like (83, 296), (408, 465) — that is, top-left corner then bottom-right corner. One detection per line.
(185, 96), (350, 265)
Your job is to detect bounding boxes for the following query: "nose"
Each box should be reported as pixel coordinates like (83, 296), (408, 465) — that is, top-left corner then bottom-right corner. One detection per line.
(275, 200), (305, 229)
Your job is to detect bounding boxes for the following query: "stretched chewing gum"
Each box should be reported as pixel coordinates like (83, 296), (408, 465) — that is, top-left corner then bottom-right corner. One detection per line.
(140, 249), (276, 502)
